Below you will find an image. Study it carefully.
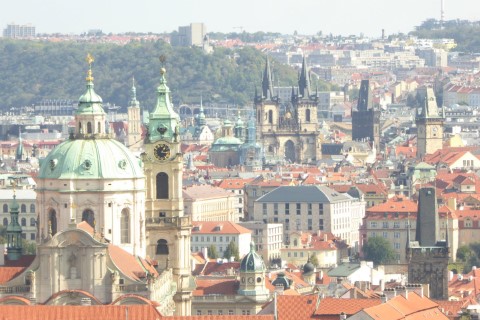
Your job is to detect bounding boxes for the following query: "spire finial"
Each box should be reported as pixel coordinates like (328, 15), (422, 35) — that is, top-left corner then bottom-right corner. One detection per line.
(159, 54), (167, 79)
(86, 53), (94, 83)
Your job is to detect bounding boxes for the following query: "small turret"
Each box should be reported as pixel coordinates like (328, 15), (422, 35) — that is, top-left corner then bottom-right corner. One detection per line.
(6, 188), (22, 261)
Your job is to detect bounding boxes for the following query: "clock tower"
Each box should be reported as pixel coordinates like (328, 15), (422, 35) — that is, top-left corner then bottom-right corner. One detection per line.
(416, 88), (444, 159)
(143, 66), (193, 316)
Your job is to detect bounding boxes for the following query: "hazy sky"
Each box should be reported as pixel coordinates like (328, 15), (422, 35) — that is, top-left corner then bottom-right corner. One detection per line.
(1, 0), (477, 37)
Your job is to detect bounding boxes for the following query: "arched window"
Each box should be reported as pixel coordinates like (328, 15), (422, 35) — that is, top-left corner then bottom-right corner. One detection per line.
(293, 239), (298, 246)
(120, 209), (130, 244)
(268, 110), (273, 124)
(156, 172), (169, 199)
(87, 122), (92, 134)
(97, 122), (101, 133)
(30, 218), (36, 227)
(21, 218), (26, 227)
(306, 109), (311, 122)
(3, 218), (8, 226)
(21, 204), (26, 213)
(30, 204), (35, 213)
(3, 204), (8, 213)
(48, 209), (57, 235)
(156, 239), (169, 255)
(82, 209), (95, 228)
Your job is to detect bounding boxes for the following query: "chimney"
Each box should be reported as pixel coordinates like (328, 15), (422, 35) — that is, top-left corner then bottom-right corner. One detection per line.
(381, 293), (388, 303)
(0, 244), (4, 266)
(323, 233), (328, 242)
(81, 298), (92, 306)
(384, 287), (396, 300)
(406, 283), (423, 297)
(202, 247), (208, 260)
(395, 286), (408, 299)
(380, 279), (385, 292)
(339, 312), (347, 320)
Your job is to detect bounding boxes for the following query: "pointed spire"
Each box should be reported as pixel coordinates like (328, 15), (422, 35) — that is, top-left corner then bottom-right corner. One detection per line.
(129, 77), (140, 108)
(298, 55), (311, 98)
(198, 95), (206, 127)
(262, 56), (274, 100)
(6, 185), (22, 260)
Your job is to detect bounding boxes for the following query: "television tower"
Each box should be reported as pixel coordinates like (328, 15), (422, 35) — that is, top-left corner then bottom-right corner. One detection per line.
(440, 0), (445, 28)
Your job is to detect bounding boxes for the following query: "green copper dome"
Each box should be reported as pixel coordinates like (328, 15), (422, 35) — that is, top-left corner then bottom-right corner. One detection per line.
(38, 139), (143, 179)
(240, 242), (265, 272)
(77, 54), (105, 116)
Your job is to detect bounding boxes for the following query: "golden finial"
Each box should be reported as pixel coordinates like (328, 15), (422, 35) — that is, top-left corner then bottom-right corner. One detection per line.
(159, 55), (167, 75)
(86, 53), (94, 82)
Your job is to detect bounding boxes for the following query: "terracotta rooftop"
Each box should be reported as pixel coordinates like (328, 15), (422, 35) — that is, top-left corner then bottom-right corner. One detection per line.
(108, 244), (158, 282)
(313, 297), (381, 316)
(183, 185), (233, 200)
(0, 305), (162, 320)
(192, 221), (252, 235)
(193, 278), (238, 296)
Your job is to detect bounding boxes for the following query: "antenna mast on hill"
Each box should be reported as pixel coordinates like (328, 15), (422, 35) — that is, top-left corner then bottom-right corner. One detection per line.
(440, 0), (445, 29)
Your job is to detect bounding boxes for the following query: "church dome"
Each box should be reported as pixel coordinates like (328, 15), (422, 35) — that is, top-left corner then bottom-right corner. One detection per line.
(303, 261), (315, 276)
(240, 242), (265, 272)
(38, 139), (143, 180)
(272, 272), (291, 290)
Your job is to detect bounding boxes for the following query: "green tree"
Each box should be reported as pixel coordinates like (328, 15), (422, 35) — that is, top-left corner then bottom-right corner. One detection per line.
(362, 236), (396, 265)
(457, 245), (473, 262)
(21, 239), (36, 255)
(207, 244), (219, 259)
(309, 254), (319, 267)
(223, 241), (240, 261)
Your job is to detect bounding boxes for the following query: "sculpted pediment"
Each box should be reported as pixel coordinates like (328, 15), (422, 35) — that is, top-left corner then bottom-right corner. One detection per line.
(46, 229), (106, 248)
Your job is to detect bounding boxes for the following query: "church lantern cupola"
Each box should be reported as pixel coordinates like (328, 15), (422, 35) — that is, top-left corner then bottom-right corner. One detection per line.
(6, 191), (22, 261)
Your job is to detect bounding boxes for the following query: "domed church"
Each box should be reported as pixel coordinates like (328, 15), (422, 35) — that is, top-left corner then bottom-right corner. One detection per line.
(0, 55), (192, 316)
(36, 54), (146, 257)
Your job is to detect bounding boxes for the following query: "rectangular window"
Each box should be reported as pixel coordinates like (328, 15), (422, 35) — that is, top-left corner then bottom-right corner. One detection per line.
(383, 232), (388, 238)
(252, 189), (257, 197)
(370, 221), (377, 228)
(285, 203), (290, 215)
(319, 219), (324, 230)
(319, 203), (324, 215)
(308, 219), (312, 230)
(394, 242), (401, 250)
(274, 203), (278, 215)
(207, 237), (210, 242)
(226, 236), (230, 242)
(296, 203), (301, 215)
(220, 236), (223, 242)
(382, 222), (389, 228)
(218, 311), (223, 315)
(393, 222), (400, 229)
(308, 203), (312, 215)
(213, 236), (216, 241)
(285, 218), (290, 231)
(394, 232), (400, 239)
(263, 203), (267, 215)
(197, 311), (202, 316)
(296, 219), (301, 231)
(229, 310), (234, 315)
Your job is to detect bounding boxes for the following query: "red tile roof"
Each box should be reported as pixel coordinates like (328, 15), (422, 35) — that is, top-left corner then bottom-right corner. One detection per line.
(275, 295), (319, 320)
(192, 221), (252, 235)
(0, 255), (35, 284)
(313, 297), (381, 316)
(193, 278), (238, 296)
(108, 244), (158, 282)
(0, 305), (162, 320)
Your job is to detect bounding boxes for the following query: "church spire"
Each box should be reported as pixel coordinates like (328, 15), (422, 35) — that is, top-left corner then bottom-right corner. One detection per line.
(198, 96), (206, 127)
(298, 55), (311, 98)
(129, 77), (140, 108)
(6, 182), (22, 261)
(148, 60), (180, 143)
(262, 56), (274, 100)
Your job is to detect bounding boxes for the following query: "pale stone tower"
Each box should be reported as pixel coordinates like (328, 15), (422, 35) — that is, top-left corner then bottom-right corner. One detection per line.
(142, 66), (193, 316)
(416, 88), (444, 159)
(127, 78), (143, 152)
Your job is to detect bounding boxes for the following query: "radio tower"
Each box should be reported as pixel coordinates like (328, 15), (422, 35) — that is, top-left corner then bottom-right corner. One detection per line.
(440, 0), (445, 29)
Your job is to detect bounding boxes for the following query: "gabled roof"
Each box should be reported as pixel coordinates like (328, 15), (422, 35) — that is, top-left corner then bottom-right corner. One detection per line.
(108, 244), (158, 282)
(192, 221), (252, 235)
(274, 295), (319, 320)
(256, 185), (349, 203)
(356, 292), (447, 319)
(0, 255), (35, 284)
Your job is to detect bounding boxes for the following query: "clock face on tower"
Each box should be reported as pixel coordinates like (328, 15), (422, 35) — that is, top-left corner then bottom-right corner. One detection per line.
(154, 143), (171, 160)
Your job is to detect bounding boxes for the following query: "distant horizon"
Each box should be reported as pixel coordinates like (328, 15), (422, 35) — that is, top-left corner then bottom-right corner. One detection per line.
(1, 0), (477, 38)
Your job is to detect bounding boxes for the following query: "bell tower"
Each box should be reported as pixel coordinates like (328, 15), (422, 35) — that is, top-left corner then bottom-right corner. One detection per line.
(143, 63), (193, 316)
(416, 88), (444, 159)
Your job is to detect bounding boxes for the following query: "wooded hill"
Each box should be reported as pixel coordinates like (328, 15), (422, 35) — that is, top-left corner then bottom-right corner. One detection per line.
(0, 39), (332, 111)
